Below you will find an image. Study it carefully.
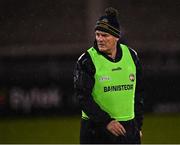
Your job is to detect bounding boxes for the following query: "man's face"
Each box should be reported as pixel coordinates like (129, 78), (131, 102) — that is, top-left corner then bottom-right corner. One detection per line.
(95, 30), (119, 54)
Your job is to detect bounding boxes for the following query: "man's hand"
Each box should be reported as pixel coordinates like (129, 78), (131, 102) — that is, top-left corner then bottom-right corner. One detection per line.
(140, 130), (142, 138)
(106, 120), (126, 136)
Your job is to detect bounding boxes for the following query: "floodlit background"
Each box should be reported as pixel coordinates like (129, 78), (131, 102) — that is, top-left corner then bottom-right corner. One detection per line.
(0, 0), (180, 143)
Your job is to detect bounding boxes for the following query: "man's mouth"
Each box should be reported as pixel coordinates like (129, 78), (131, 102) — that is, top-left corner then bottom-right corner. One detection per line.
(98, 43), (104, 47)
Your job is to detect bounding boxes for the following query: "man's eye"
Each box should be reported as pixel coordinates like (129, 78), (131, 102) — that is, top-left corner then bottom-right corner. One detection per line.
(102, 34), (108, 37)
(96, 34), (100, 36)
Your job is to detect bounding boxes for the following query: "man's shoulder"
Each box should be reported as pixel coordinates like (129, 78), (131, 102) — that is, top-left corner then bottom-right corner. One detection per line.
(77, 51), (92, 67)
(127, 46), (140, 64)
(129, 47), (138, 57)
(120, 44), (138, 56)
(78, 51), (89, 61)
(120, 43), (140, 62)
(76, 50), (95, 74)
(124, 44), (139, 59)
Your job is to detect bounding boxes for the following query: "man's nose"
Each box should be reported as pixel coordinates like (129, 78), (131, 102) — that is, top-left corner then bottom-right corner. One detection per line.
(98, 35), (103, 41)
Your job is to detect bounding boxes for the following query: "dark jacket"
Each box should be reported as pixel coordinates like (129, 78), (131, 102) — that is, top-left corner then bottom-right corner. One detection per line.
(73, 41), (144, 130)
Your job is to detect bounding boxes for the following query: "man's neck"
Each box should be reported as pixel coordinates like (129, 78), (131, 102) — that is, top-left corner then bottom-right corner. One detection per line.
(107, 46), (117, 60)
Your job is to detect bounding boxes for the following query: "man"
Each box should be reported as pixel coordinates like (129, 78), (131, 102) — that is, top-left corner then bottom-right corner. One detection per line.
(74, 7), (144, 144)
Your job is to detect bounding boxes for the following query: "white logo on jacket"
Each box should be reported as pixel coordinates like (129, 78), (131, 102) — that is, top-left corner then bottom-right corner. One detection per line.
(99, 76), (111, 82)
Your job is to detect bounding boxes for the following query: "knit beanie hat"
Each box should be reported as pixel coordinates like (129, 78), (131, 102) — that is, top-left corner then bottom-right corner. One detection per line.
(95, 7), (121, 38)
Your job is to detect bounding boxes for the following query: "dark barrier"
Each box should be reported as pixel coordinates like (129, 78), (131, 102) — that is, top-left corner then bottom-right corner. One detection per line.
(0, 55), (179, 116)
(143, 71), (180, 113)
(0, 55), (79, 116)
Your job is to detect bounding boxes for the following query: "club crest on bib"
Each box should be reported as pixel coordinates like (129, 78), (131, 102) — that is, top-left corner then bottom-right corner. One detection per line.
(129, 73), (135, 82)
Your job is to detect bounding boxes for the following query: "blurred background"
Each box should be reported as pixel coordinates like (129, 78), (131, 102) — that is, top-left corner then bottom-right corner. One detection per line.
(0, 0), (180, 143)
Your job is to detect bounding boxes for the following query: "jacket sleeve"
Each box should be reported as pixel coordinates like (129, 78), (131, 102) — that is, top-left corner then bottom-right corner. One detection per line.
(73, 52), (112, 126)
(129, 48), (144, 130)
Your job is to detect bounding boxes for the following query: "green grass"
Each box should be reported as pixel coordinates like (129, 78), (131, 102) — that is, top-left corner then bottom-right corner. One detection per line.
(0, 113), (180, 143)
(142, 113), (180, 144)
(0, 115), (80, 144)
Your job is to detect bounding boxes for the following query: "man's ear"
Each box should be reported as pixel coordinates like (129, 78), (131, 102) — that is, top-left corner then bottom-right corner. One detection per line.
(115, 37), (119, 42)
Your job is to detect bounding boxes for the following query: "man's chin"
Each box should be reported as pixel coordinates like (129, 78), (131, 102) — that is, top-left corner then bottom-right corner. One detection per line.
(98, 47), (104, 52)
(98, 46), (105, 51)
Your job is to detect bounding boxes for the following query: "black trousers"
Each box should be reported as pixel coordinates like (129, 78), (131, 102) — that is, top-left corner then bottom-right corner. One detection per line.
(80, 119), (141, 144)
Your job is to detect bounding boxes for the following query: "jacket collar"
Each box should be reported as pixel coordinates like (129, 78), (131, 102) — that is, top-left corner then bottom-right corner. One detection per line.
(93, 40), (122, 62)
